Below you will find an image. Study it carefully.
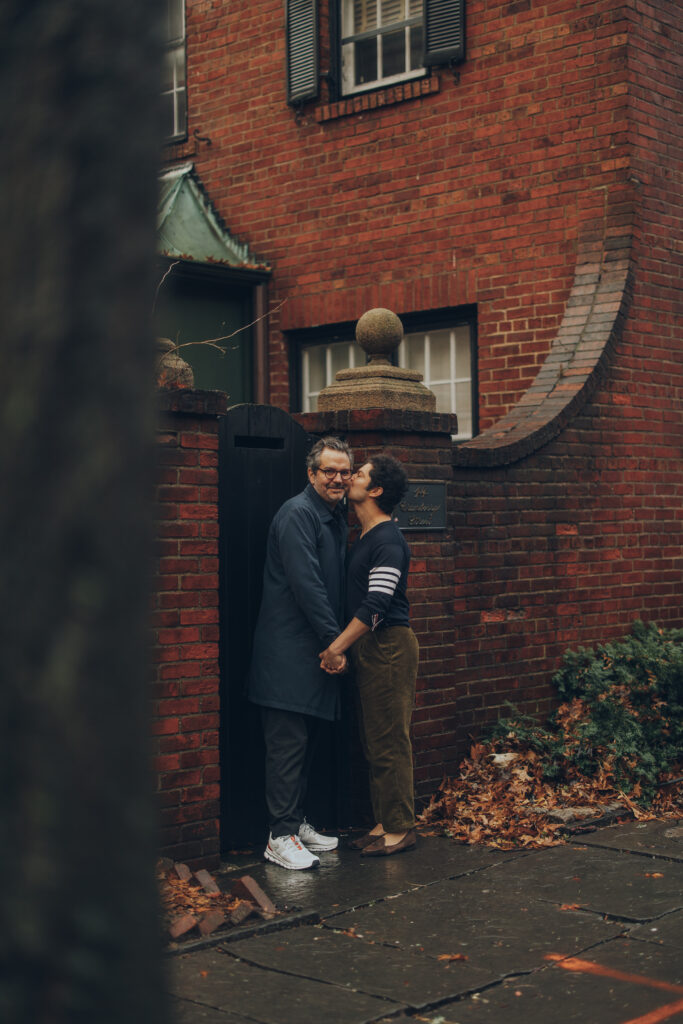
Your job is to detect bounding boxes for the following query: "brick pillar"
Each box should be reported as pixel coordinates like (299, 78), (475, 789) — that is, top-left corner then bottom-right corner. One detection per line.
(294, 408), (459, 813)
(152, 388), (227, 868)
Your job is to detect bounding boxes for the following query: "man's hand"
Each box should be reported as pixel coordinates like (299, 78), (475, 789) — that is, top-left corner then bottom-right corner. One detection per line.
(319, 649), (347, 674)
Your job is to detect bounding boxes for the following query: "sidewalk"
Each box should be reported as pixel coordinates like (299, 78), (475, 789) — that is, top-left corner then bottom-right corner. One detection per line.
(167, 819), (683, 1024)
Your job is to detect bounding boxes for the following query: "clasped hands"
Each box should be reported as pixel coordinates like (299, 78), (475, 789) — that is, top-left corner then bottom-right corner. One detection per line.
(319, 647), (347, 674)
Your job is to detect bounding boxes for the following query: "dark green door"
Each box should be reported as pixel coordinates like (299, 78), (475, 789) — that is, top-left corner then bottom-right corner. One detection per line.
(154, 266), (253, 402)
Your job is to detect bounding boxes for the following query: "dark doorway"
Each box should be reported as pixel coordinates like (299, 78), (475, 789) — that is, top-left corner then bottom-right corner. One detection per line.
(218, 404), (350, 852)
(154, 262), (254, 403)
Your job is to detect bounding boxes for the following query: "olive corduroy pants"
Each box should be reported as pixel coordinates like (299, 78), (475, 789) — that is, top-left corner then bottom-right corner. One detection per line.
(351, 625), (419, 833)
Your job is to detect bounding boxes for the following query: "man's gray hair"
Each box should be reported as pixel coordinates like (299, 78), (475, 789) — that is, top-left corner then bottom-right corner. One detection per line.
(306, 436), (353, 472)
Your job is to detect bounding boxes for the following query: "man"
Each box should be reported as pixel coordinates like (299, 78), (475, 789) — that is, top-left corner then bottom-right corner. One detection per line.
(248, 437), (352, 870)
(320, 453), (419, 857)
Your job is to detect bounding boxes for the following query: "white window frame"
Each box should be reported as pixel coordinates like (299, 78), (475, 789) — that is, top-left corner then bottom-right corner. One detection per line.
(162, 0), (187, 141)
(340, 0), (425, 96)
(398, 326), (473, 440)
(301, 340), (365, 412)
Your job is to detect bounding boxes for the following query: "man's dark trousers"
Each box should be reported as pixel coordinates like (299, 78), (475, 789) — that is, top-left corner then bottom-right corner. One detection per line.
(261, 707), (321, 839)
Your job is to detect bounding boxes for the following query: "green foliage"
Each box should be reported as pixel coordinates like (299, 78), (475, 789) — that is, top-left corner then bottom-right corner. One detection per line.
(489, 622), (683, 803)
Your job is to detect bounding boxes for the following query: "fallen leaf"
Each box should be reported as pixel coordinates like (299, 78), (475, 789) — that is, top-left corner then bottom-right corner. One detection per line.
(438, 953), (469, 961)
(158, 865), (274, 940)
(417, 696), (682, 850)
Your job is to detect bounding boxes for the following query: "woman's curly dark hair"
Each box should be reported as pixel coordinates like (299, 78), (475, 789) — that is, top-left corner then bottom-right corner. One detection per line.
(367, 453), (409, 514)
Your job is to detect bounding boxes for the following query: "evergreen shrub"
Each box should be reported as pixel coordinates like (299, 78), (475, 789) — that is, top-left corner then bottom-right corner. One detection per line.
(489, 621), (683, 803)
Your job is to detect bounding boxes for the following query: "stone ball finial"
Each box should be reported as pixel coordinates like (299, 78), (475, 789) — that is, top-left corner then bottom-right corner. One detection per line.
(355, 307), (404, 364)
(316, 306), (436, 412)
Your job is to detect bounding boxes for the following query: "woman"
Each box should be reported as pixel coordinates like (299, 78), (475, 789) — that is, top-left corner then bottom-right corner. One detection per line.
(320, 452), (419, 856)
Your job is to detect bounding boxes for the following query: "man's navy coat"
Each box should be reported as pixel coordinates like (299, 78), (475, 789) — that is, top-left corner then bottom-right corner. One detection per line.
(247, 483), (347, 721)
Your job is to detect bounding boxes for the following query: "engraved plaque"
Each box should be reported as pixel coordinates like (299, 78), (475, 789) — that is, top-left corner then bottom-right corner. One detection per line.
(394, 481), (447, 532)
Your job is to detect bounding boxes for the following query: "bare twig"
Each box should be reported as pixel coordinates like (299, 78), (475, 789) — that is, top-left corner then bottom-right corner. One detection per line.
(153, 261), (180, 311)
(173, 297), (287, 355)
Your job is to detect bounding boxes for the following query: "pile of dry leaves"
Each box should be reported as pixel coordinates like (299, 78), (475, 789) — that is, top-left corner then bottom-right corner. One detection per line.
(418, 713), (682, 851)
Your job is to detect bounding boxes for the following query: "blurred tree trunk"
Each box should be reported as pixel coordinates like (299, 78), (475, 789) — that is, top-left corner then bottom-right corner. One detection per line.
(0, 2), (167, 1022)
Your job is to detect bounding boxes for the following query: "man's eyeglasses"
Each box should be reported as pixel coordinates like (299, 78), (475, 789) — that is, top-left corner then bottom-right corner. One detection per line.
(317, 467), (352, 480)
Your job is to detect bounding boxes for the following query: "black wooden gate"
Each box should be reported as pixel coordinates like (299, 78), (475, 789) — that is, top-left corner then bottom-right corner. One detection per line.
(218, 404), (349, 851)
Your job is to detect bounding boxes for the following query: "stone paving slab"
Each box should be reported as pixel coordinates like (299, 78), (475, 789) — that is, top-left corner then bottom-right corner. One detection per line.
(217, 837), (521, 918)
(167, 824), (683, 1022)
(324, 877), (624, 976)
(228, 923), (495, 1009)
(413, 938), (683, 1024)
(583, 934), (683, 986)
(169, 948), (399, 1024)
(628, 909), (683, 948)
(475, 843), (683, 921)
(569, 818), (683, 862)
(170, 996), (255, 1024)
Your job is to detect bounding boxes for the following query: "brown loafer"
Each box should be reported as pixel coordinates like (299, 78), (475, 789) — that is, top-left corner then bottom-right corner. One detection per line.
(361, 829), (417, 857)
(347, 831), (385, 850)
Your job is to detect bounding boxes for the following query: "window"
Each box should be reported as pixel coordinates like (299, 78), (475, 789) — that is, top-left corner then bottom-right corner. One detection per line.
(301, 339), (366, 412)
(293, 309), (477, 440)
(398, 324), (473, 438)
(162, 0), (187, 140)
(286, 0), (466, 105)
(341, 0), (425, 96)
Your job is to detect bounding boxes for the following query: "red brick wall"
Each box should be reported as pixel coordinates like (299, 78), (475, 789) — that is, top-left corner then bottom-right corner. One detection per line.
(169, 0), (637, 423)
(443, 0), (683, 763)
(158, 0), (682, 810)
(151, 390), (226, 868)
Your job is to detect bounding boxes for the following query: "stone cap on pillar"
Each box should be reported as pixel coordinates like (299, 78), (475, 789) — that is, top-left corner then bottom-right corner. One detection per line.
(317, 308), (436, 412)
(294, 408), (459, 437)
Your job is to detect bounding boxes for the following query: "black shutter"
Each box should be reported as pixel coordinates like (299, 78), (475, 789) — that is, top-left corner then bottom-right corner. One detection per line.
(424, 0), (465, 66)
(286, 0), (319, 104)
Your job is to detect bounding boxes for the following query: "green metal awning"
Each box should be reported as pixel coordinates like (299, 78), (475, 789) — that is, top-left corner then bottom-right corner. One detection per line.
(157, 163), (268, 270)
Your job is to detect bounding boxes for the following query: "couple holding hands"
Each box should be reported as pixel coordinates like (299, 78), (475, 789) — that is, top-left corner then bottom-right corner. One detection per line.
(248, 437), (419, 870)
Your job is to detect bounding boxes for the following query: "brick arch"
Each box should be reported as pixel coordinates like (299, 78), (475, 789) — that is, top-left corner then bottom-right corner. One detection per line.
(454, 229), (633, 469)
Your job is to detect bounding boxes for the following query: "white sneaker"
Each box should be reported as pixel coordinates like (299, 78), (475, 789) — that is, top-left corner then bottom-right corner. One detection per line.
(298, 820), (339, 852)
(264, 833), (320, 870)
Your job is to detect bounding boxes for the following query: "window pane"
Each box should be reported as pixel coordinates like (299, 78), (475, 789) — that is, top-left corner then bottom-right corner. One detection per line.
(402, 334), (425, 376)
(161, 93), (176, 139)
(174, 46), (186, 86)
(454, 325), (471, 378)
(175, 88), (187, 136)
(330, 340), (353, 376)
(355, 36), (378, 84)
(428, 330), (452, 380)
(455, 382), (472, 436)
(382, 30), (406, 78)
(162, 51), (176, 92)
(431, 382), (451, 414)
(381, 0), (403, 25)
(409, 24), (423, 69)
(307, 347), (327, 393)
(342, 0), (424, 94)
(167, 0), (184, 42)
(353, 0), (377, 32)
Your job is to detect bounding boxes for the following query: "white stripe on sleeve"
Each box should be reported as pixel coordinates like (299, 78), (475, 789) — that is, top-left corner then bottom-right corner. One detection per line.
(368, 566), (401, 596)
